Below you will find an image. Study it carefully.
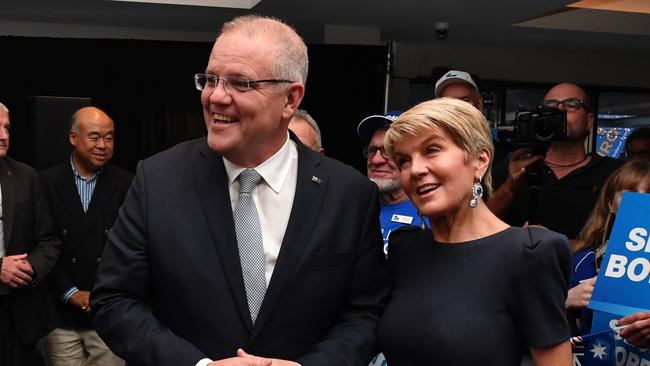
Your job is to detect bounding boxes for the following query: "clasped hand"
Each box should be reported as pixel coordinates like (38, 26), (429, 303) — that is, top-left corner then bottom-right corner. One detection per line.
(0, 253), (33, 288)
(69, 290), (92, 314)
(209, 349), (300, 366)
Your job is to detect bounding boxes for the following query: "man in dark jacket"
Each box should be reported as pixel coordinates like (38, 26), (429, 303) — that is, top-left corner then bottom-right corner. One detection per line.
(0, 101), (60, 366)
(39, 107), (132, 366)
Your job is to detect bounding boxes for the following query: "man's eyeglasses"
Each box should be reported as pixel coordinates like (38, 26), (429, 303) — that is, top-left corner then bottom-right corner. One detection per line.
(194, 73), (294, 94)
(541, 98), (586, 112)
(363, 146), (389, 160)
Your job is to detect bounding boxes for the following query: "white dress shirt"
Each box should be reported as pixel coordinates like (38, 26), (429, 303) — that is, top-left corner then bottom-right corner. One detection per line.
(196, 136), (302, 365)
(223, 134), (298, 285)
(196, 135), (298, 366)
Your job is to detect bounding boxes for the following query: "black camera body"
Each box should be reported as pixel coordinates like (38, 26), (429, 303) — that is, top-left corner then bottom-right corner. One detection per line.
(496, 106), (569, 224)
(499, 106), (567, 149)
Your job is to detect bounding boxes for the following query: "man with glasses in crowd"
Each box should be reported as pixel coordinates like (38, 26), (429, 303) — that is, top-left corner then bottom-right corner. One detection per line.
(488, 82), (622, 240)
(357, 111), (427, 256)
(91, 15), (389, 366)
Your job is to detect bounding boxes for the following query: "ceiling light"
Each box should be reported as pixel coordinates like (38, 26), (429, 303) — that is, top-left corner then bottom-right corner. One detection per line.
(110, 0), (262, 10)
(568, 0), (650, 15)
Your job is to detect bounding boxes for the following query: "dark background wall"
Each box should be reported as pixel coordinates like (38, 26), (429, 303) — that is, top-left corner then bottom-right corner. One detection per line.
(0, 36), (386, 174)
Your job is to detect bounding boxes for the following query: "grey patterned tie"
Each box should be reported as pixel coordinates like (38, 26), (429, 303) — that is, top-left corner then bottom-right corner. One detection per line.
(234, 169), (267, 324)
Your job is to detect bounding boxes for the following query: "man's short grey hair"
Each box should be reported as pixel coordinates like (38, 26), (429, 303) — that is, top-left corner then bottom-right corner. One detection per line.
(0, 102), (9, 113)
(219, 15), (309, 85)
(293, 109), (322, 149)
(70, 113), (80, 133)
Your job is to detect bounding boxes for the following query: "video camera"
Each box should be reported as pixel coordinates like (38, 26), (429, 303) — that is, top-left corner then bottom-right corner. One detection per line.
(498, 106), (567, 152)
(496, 106), (568, 225)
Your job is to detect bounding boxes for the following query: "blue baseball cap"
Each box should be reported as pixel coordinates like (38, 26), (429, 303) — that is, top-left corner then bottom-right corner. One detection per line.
(357, 110), (402, 144)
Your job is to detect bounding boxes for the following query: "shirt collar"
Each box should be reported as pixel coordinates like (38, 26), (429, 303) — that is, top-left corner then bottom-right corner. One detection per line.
(223, 133), (296, 194)
(69, 154), (102, 181)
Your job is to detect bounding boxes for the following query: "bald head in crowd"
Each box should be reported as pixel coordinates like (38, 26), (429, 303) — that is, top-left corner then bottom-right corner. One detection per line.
(289, 109), (324, 154)
(70, 107), (115, 178)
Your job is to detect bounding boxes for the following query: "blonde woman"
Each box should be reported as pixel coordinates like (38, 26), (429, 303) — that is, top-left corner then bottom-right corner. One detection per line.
(377, 98), (572, 365)
(568, 160), (650, 335)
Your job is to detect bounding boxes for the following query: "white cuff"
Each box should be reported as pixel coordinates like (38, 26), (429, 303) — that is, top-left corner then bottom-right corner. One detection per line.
(196, 358), (213, 366)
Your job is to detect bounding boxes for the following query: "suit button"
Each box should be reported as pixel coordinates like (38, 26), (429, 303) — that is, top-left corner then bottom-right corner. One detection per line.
(62, 229), (68, 236)
(71, 258), (77, 264)
(104, 229), (109, 235)
(96, 258), (101, 263)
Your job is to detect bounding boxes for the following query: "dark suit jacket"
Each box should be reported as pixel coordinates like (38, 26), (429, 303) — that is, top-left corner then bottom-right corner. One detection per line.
(40, 162), (133, 329)
(0, 157), (60, 343)
(91, 137), (390, 366)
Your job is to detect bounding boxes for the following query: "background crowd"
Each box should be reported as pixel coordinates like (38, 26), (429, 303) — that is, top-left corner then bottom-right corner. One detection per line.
(1, 13), (650, 366)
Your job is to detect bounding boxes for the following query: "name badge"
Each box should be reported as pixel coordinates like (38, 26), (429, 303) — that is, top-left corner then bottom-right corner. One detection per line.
(391, 214), (413, 225)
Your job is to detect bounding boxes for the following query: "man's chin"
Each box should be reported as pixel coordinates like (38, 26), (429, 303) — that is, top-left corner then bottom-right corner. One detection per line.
(370, 178), (401, 193)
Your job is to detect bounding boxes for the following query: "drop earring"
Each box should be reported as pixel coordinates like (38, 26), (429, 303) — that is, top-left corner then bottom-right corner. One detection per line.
(469, 177), (483, 208)
(419, 211), (428, 230)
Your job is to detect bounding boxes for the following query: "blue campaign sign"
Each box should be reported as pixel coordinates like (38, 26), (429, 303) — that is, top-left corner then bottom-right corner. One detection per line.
(595, 127), (632, 159)
(589, 192), (650, 316)
(573, 323), (650, 366)
(580, 311), (650, 365)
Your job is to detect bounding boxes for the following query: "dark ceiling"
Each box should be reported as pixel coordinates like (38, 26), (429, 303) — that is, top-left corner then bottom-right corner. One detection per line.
(1, 0), (649, 53)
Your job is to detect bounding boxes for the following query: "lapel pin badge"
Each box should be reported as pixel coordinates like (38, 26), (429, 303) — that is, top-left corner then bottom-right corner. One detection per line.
(311, 176), (322, 184)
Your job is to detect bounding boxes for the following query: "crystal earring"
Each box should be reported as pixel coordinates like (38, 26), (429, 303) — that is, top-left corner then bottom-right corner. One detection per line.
(469, 177), (483, 208)
(419, 212), (428, 230)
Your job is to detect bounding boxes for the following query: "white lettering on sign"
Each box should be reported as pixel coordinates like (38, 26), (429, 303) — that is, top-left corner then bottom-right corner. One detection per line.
(605, 254), (628, 279)
(626, 227), (649, 252)
(604, 255), (650, 282)
(628, 258), (650, 282)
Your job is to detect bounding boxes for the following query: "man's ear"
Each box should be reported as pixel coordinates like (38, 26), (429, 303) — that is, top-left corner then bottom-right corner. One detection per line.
(282, 83), (305, 120)
(69, 130), (77, 147)
(587, 112), (595, 132)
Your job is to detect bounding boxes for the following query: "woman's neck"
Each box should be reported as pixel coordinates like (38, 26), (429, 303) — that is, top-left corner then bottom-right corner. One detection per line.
(429, 203), (509, 243)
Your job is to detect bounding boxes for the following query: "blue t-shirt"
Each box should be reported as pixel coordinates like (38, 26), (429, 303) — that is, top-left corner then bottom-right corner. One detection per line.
(571, 248), (596, 287)
(380, 200), (427, 256)
(570, 248), (597, 334)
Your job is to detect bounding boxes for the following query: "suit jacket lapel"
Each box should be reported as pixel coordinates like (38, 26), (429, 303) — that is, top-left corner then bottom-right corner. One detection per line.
(192, 142), (252, 330)
(0, 159), (15, 250)
(250, 142), (328, 340)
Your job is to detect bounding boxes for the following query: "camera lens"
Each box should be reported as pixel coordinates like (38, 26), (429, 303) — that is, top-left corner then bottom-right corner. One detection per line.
(534, 118), (554, 142)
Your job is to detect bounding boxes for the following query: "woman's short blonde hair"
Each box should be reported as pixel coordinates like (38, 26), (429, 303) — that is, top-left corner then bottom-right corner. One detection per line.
(384, 97), (495, 196)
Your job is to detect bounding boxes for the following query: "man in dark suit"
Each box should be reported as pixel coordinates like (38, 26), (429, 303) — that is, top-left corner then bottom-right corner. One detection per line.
(91, 15), (390, 366)
(39, 107), (132, 366)
(0, 102), (61, 366)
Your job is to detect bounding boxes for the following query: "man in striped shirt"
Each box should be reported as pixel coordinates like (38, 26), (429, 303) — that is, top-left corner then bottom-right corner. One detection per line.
(39, 107), (133, 366)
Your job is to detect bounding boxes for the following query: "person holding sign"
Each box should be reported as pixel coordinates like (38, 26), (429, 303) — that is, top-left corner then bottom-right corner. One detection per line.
(377, 98), (572, 365)
(620, 311), (650, 347)
(570, 160), (650, 335)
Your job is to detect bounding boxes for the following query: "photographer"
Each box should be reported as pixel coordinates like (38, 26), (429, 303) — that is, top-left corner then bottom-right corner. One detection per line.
(488, 83), (622, 240)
